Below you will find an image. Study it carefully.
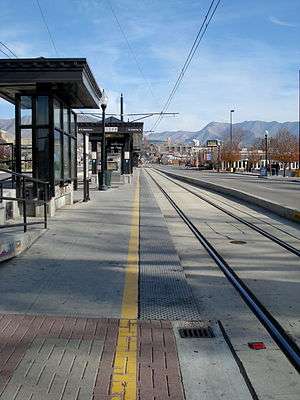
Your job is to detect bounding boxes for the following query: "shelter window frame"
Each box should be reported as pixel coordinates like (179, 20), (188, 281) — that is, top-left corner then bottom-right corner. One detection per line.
(19, 95), (34, 175)
(52, 97), (77, 184)
(52, 96), (64, 184)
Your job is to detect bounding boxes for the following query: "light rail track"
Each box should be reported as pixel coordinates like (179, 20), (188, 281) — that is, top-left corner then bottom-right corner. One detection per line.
(145, 168), (300, 373)
(154, 168), (300, 258)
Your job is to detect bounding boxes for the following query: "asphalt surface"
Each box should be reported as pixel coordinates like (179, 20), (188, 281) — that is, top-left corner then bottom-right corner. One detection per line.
(157, 166), (300, 210)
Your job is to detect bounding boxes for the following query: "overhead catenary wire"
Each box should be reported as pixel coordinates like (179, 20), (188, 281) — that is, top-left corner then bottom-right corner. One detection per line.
(35, 0), (59, 57)
(0, 48), (12, 58)
(0, 41), (18, 58)
(151, 0), (221, 132)
(106, 0), (156, 101)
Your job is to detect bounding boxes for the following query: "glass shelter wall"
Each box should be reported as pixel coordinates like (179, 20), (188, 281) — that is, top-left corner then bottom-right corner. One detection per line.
(53, 99), (77, 184)
(16, 93), (77, 197)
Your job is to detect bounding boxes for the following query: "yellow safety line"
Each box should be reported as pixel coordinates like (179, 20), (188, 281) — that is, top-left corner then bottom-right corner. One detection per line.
(111, 174), (140, 400)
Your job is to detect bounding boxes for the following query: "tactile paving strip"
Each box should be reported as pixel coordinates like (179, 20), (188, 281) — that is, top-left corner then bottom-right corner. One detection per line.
(139, 171), (200, 320)
(0, 314), (185, 400)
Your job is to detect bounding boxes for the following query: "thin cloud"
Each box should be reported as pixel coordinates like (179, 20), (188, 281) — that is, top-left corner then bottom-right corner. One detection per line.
(269, 16), (297, 27)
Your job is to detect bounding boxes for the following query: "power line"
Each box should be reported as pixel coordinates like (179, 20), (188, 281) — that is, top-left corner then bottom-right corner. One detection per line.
(152, 0), (221, 130)
(0, 41), (18, 58)
(0, 48), (12, 58)
(35, 0), (59, 57)
(151, 0), (221, 131)
(106, 0), (156, 101)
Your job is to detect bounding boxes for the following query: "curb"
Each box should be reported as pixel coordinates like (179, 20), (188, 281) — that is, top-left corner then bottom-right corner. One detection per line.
(157, 169), (300, 224)
(0, 229), (46, 263)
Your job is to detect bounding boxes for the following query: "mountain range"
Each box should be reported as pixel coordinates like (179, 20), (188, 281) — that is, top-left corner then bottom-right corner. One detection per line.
(0, 118), (298, 146)
(147, 120), (299, 145)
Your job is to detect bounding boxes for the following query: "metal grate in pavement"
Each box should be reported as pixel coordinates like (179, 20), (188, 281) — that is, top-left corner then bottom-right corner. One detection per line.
(139, 171), (200, 320)
(178, 326), (214, 338)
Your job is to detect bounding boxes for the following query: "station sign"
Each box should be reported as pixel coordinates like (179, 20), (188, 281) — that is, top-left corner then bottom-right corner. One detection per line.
(206, 139), (220, 147)
(105, 126), (118, 132)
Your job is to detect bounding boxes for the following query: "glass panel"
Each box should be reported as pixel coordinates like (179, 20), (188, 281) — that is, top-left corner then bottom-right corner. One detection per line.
(36, 96), (49, 125)
(64, 135), (70, 180)
(36, 128), (49, 180)
(20, 96), (32, 125)
(71, 138), (76, 179)
(20, 128), (32, 146)
(21, 128), (32, 174)
(63, 108), (69, 134)
(21, 145), (32, 173)
(54, 130), (62, 182)
(54, 99), (62, 130)
(70, 112), (76, 136)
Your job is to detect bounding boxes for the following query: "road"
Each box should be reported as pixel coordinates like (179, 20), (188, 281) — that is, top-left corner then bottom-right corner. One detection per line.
(157, 166), (300, 210)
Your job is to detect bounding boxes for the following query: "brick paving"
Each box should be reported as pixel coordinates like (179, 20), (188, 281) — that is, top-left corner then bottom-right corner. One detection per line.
(0, 315), (185, 400)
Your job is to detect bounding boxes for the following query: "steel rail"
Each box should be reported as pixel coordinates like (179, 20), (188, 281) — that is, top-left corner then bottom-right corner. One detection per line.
(155, 168), (300, 257)
(146, 169), (300, 373)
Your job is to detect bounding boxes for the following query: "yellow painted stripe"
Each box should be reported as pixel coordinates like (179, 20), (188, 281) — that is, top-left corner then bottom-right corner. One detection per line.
(111, 174), (140, 400)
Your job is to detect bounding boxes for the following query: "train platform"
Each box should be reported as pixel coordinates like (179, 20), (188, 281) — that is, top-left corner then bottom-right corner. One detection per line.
(0, 169), (299, 399)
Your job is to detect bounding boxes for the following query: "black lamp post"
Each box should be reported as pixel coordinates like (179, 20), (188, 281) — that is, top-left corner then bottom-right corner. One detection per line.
(265, 130), (268, 176)
(298, 70), (300, 174)
(230, 109), (235, 145)
(99, 90), (108, 191)
(230, 109), (235, 170)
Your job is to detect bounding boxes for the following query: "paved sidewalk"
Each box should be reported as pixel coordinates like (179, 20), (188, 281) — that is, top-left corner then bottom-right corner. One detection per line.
(0, 315), (184, 400)
(0, 170), (259, 400)
(0, 183), (135, 318)
(0, 172), (188, 400)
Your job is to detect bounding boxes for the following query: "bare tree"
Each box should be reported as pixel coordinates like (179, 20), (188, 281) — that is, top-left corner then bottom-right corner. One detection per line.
(220, 130), (244, 169)
(247, 138), (263, 171)
(269, 129), (297, 176)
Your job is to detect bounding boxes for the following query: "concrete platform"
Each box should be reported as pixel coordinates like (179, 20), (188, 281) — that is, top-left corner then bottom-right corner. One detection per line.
(0, 228), (45, 263)
(0, 168), (295, 399)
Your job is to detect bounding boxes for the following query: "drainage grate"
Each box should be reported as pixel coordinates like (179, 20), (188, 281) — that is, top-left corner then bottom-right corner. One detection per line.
(230, 240), (247, 245)
(179, 327), (214, 338)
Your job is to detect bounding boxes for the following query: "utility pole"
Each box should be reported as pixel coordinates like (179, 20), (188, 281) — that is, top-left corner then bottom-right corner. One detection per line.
(99, 90), (108, 191)
(230, 109), (234, 146)
(265, 130), (268, 177)
(298, 70), (300, 175)
(120, 93), (124, 122)
(217, 142), (220, 172)
(230, 109), (235, 171)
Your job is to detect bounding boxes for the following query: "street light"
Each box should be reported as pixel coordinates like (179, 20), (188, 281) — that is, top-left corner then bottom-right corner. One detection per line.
(298, 70), (300, 175)
(265, 130), (268, 176)
(230, 109), (235, 145)
(99, 89), (108, 191)
(230, 109), (235, 170)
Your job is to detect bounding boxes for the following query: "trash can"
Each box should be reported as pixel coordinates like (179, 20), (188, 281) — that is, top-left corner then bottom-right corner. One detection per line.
(105, 171), (112, 187)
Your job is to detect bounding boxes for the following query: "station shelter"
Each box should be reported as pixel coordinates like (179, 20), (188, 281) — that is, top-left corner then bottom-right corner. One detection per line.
(78, 117), (143, 183)
(0, 57), (102, 214)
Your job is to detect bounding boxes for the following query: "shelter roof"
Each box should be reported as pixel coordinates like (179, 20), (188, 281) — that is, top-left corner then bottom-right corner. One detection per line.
(0, 58), (102, 109)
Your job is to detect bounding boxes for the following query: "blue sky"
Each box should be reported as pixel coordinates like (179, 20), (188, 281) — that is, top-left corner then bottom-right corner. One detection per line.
(0, 0), (299, 132)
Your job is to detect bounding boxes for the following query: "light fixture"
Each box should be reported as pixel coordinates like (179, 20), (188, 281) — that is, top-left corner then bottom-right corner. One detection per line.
(100, 89), (108, 108)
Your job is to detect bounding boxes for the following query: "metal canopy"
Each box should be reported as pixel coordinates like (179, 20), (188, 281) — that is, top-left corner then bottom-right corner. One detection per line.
(0, 58), (102, 108)
(78, 119), (143, 147)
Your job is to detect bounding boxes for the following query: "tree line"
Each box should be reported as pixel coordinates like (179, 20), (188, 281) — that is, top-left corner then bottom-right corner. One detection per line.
(219, 128), (298, 175)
